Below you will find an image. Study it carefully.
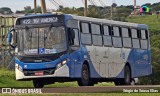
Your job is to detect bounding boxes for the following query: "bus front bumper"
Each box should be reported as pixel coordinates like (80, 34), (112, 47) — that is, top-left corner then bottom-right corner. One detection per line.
(15, 63), (70, 80)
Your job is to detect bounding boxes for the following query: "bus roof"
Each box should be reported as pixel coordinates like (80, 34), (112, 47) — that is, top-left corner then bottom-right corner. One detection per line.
(18, 14), (56, 18)
(16, 14), (148, 29)
(67, 14), (148, 29)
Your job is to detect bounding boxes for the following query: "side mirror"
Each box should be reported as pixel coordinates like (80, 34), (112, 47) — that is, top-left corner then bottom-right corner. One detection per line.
(68, 28), (75, 45)
(8, 32), (12, 44)
(71, 29), (75, 39)
(7, 29), (16, 48)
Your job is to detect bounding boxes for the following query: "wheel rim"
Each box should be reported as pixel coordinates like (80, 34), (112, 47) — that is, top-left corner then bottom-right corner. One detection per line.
(82, 65), (89, 85)
(125, 66), (131, 85)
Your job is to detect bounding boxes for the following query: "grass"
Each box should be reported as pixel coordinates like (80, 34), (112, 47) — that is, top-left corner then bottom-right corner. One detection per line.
(0, 69), (33, 88)
(127, 15), (160, 34)
(0, 69), (114, 88)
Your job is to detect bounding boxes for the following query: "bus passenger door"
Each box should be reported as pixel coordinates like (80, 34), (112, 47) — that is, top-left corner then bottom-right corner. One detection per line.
(95, 46), (109, 77)
(86, 45), (98, 76)
(108, 47), (123, 77)
(108, 27), (123, 78)
(68, 28), (81, 77)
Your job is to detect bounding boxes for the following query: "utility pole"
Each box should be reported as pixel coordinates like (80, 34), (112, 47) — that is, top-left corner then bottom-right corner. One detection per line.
(111, 5), (112, 19)
(40, 0), (47, 14)
(84, 0), (87, 16)
(134, 0), (136, 15)
(134, 0), (136, 8)
(34, 0), (37, 14)
(110, 0), (113, 20)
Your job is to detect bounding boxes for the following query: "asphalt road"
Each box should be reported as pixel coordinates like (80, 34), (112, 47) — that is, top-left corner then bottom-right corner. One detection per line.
(42, 85), (160, 93)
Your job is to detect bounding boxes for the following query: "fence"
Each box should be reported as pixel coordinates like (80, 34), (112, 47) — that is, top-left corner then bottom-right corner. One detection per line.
(0, 16), (17, 69)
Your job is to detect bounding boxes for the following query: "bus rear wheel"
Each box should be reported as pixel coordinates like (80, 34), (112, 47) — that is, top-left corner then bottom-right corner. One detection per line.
(114, 79), (124, 86)
(124, 65), (131, 85)
(33, 79), (44, 88)
(77, 64), (94, 86)
(115, 65), (132, 86)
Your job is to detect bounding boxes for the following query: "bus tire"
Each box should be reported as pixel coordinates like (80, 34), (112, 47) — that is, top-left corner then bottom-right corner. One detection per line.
(114, 81), (121, 86)
(77, 63), (93, 86)
(114, 79), (124, 86)
(124, 65), (131, 85)
(33, 79), (44, 88)
(131, 79), (135, 85)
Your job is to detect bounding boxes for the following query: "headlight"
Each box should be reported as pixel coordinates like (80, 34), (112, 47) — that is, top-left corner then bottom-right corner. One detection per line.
(62, 60), (67, 65)
(56, 60), (67, 69)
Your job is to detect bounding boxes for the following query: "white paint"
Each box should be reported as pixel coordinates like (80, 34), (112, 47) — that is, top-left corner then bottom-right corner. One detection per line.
(86, 45), (130, 78)
(24, 49), (38, 54)
(15, 64), (69, 80)
(15, 48), (18, 53)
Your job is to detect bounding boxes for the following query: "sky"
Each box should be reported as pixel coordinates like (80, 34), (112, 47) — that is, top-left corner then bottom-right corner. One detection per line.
(0, 0), (160, 12)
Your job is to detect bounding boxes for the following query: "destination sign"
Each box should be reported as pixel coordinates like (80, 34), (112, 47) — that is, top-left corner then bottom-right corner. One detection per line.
(19, 16), (64, 25)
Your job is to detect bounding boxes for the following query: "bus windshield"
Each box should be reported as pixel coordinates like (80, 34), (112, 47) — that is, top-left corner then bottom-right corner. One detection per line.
(17, 26), (67, 55)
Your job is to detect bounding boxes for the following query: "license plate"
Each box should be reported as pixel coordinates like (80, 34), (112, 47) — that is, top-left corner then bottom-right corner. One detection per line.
(35, 71), (43, 76)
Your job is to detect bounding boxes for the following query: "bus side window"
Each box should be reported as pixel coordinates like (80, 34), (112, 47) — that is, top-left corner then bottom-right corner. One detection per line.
(72, 29), (80, 46)
(113, 26), (120, 36)
(68, 28), (79, 46)
(145, 30), (148, 39)
(141, 30), (147, 39)
(81, 22), (90, 33)
(91, 24), (101, 35)
(103, 25), (112, 46)
(140, 30), (148, 49)
(131, 29), (138, 38)
(137, 30), (141, 39)
(122, 27), (132, 48)
(91, 24), (102, 46)
(81, 33), (92, 45)
(112, 26), (122, 47)
(81, 22), (92, 45)
(128, 28), (132, 37)
(131, 29), (140, 48)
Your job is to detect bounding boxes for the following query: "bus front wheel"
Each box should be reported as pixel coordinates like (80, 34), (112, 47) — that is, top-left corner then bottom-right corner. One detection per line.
(77, 64), (93, 86)
(33, 79), (44, 88)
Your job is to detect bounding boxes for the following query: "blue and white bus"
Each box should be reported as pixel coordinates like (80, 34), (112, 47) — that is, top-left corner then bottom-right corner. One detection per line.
(9, 14), (152, 88)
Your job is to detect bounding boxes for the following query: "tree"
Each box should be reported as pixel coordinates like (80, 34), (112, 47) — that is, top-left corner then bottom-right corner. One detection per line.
(0, 7), (13, 14)
(126, 5), (134, 10)
(142, 3), (152, 7)
(23, 5), (42, 14)
(24, 6), (32, 11)
(24, 6), (33, 14)
(87, 5), (102, 18)
(35, 6), (42, 13)
(15, 10), (24, 14)
(112, 3), (117, 8)
(59, 5), (64, 11)
(116, 7), (132, 17)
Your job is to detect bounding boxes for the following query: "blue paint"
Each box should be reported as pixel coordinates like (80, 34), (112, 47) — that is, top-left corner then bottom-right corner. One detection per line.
(117, 48), (152, 78)
(8, 33), (12, 43)
(39, 48), (45, 54)
(15, 14), (152, 80)
(15, 53), (69, 70)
